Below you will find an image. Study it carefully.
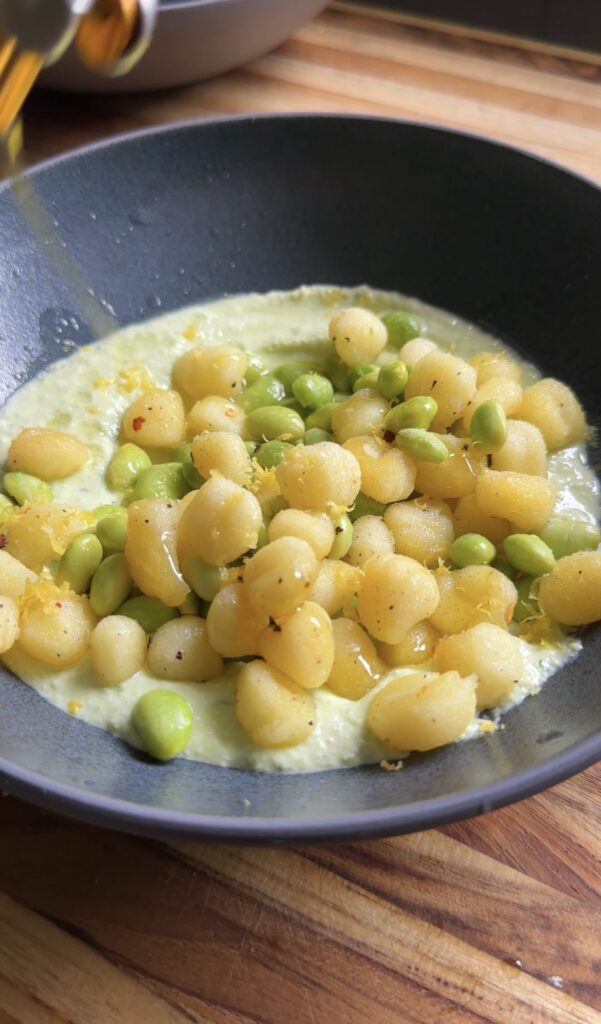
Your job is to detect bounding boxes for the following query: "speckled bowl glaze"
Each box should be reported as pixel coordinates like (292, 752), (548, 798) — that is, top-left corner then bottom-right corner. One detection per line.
(0, 115), (599, 841)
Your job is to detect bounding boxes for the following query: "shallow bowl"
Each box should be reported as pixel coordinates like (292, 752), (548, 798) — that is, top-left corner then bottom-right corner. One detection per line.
(0, 115), (599, 841)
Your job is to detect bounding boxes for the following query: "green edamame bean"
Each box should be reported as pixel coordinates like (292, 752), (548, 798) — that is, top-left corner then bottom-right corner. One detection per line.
(513, 575), (539, 624)
(281, 396), (306, 417)
(245, 354), (268, 384)
(503, 534), (555, 576)
(246, 406), (305, 442)
(178, 591), (202, 616)
(131, 689), (193, 761)
(255, 440), (294, 468)
(56, 533), (103, 594)
(292, 373), (334, 410)
(470, 400), (507, 453)
(349, 363), (379, 389)
(106, 443), (151, 491)
(241, 375), (286, 411)
(304, 428), (331, 445)
(93, 504), (124, 522)
(3, 471), (52, 506)
(449, 533), (496, 568)
(245, 440), (258, 457)
(174, 442), (203, 489)
(180, 551), (228, 601)
(118, 595), (178, 633)
(274, 360), (320, 392)
(132, 462), (187, 502)
(377, 360), (409, 401)
(0, 495), (15, 530)
(540, 518), (601, 560)
(90, 553), (133, 616)
(257, 519), (269, 549)
(491, 557), (517, 580)
(305, 402), (334, 431)
(349, 493), (387, 522)
(329, 513), (353, 559)
(395, 429), (449, 464)
(352, 369), (380, 392)
(324, 350), (351, 393)
(384, 396), (438, 432)
(381, 311), (421, 348)
(96, 510), (128, 552)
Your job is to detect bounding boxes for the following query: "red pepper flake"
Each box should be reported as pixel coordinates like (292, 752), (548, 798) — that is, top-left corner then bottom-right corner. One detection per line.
(0, 534), (6, 549)
(55, 601), (62, 608)
(132, 416), (146, 431)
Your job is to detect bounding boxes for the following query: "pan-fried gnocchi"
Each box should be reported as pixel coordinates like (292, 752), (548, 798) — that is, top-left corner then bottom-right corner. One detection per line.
(0, 285), (597, 770)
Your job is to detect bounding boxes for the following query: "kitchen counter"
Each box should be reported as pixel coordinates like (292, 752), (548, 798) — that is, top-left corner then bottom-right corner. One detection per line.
(1, 6), (600, 1022)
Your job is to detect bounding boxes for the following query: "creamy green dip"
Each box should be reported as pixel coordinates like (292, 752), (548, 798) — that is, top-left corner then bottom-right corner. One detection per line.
(0, 286), (598, 771)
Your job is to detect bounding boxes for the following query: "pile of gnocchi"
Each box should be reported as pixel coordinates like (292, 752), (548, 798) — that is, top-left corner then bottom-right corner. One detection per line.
(0, 301), (600, 764)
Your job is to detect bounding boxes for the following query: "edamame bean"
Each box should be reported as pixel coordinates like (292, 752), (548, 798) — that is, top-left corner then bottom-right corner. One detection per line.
(305, 402), (334, 431)
(56, 534), (104, 594)
(292, 373), (334, 410)
(93, 504), (124, 522)
(106, 443), (151, 491)
(118, 595), (178, 633)
(245, 354), (268, 383)
(395, 429), (449, 464)
(246, 406), (305, 442)
(470, 400), (507, 453)
(540, 518), (601, 559)
(174, 441), (203, 489)
(257, 519), (269, 549)
(378, 361), (409, 401)
(304, 428), (331, 445)
(131, 689), (193, 761)
(245, 440), (258, 457)
(241, 375), (286, 411)
(90, 553), (133, 616)
(281, 396), (306, 417)
(96, 510), (128, 552)
(503, 534), (555, 575)
(381, 311), (421, 348)
(3, 471), (51, 505)
(324, 351), (351, 393)
(352, 369), (379, 392)
(449, 533), (496, 568)
(349, 363), (379, 388)
(132, 462), (187, 502)
(180, 551), (228, 601)
(384, 396), (438, 432)
(274, 360), (320, 392)
(256, 440), (294, 468)
(329, 513), (353, 558)
(513, 575), (539, 623)
(349, 493), (387, 522)
(491, 557), (517, 580)
(0, 495), (15, 529)
(178, 591), (202, 616)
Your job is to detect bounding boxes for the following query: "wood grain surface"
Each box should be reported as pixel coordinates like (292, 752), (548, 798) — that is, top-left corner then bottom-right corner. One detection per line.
(1, 6), (601, 1022)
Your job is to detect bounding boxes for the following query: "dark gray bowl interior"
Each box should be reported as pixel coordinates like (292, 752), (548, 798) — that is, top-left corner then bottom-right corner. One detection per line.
(0, 115), (599, 841)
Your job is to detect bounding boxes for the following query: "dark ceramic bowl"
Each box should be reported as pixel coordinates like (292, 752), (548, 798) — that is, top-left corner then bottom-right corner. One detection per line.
(0, 115), (599, 842)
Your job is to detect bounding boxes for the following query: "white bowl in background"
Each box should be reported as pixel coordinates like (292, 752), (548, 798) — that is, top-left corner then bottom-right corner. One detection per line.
(40, 0), (329, 93)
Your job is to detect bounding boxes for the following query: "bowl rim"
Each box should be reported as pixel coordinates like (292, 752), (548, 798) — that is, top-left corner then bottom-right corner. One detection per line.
(0, 111), (599, 841)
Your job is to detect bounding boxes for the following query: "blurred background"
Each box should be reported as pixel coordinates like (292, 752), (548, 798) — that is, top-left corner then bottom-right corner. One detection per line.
(9, 0), (598, 185)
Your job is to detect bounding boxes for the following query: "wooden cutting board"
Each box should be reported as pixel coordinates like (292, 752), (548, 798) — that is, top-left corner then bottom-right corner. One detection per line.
(1, 7), (600, 1022)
